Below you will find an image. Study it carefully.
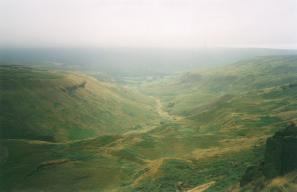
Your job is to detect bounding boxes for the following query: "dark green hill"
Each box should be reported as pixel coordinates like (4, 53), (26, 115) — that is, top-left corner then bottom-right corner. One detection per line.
(0, 65), (158, 142)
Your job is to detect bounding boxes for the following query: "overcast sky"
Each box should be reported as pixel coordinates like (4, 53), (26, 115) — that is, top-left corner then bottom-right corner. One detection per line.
(0, 0), (297, 48)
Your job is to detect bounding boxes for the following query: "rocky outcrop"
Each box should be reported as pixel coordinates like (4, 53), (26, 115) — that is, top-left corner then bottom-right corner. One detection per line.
(62, 81), (87, 95)
(263, 123), (297, 178)
(240, 123), (297, 188)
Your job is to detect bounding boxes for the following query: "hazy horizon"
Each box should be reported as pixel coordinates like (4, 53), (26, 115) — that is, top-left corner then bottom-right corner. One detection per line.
(1, 0), (297, 49)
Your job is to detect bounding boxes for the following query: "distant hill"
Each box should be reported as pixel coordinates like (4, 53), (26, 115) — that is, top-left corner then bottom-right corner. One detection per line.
(0, 65), (158, 142)
(1, 47), (297, 77)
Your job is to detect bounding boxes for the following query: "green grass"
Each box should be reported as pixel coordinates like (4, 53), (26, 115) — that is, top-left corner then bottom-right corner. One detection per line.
(0, 137), (143, 192)
(135, 147), (265, 192)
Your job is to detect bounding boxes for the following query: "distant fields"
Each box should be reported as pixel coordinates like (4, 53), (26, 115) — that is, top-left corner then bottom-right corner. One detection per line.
(1, 55), (297, 191)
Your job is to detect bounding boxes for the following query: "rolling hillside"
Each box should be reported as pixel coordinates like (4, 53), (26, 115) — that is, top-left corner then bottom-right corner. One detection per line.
(142, 56), (297, 130)
(1, 55), (296, 192)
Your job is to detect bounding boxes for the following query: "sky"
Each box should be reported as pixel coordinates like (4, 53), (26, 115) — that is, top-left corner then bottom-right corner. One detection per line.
(0, 0), (297, 48)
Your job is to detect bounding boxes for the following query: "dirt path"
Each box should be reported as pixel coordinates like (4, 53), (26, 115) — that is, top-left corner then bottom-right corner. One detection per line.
(154, 97), (184, 122)
(155, 98), (173, 120)
(124, 97), (184, 136)
(186, 181), (215, 192)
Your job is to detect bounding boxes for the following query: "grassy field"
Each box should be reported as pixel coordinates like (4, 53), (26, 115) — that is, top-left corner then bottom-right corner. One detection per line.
(1, 56), (297, 191)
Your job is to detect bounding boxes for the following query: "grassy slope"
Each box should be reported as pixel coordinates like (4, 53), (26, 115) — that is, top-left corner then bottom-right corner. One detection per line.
(0, 136), (142, 192)
(0, 65), (158, 142)
(1, 56), (297, 192)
